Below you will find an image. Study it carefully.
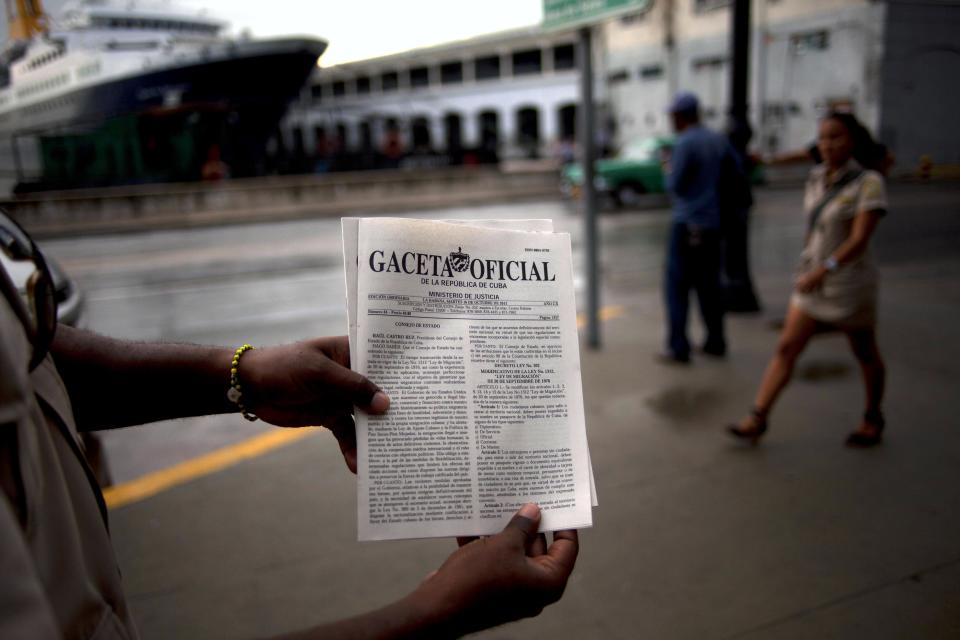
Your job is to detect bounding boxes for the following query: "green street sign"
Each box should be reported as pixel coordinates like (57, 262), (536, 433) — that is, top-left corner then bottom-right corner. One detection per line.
(542, 0), (652, 30)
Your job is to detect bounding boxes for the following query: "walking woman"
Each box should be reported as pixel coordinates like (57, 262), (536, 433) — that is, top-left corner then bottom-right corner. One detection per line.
(728, 112), (889, 446)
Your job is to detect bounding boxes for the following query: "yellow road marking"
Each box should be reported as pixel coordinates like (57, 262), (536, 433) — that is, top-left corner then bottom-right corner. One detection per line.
(103, 428), (317, 510)
(104, 305), (625, 509)
(577, 304), (625, 327)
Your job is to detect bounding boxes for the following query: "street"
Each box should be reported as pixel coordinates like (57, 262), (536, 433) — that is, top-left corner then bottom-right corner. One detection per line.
(39, 181), (960, 638)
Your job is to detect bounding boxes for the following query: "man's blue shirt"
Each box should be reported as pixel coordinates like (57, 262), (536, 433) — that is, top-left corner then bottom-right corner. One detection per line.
(665, 124), (736, 228)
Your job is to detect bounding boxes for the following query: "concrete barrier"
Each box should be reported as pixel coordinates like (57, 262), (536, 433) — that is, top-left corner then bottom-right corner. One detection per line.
(2, 166), (561, 238)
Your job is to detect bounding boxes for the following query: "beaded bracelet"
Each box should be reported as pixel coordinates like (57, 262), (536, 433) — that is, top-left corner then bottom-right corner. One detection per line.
(226, 344), (259, 422)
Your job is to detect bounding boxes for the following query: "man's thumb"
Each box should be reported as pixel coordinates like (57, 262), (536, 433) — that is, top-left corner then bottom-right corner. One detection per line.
(502, 503), (541, 546)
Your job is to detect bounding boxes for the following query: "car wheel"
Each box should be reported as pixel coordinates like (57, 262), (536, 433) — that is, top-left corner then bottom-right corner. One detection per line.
(615, 183), (646, 208)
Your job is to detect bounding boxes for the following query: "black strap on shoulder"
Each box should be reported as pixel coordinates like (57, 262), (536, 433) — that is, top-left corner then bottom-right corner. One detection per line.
(806, 169), (863, 238)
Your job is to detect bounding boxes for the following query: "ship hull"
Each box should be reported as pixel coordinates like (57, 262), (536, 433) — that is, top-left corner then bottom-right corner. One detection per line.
(0, 37), (325, 191)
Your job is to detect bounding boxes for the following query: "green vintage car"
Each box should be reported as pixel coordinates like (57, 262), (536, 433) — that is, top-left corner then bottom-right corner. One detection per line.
(561, 136), (673, 207)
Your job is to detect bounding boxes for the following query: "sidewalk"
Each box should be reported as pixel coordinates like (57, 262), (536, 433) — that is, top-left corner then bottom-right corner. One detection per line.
(107, 183), (960, 639)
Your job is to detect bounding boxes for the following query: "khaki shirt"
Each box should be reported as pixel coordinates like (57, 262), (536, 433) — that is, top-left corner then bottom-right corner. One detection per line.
(1, 284), (139, 638)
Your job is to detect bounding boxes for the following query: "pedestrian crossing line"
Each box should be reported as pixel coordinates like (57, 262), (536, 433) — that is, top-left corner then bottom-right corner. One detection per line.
(102, 428), (318, 510)
(104, 304), (625, 510)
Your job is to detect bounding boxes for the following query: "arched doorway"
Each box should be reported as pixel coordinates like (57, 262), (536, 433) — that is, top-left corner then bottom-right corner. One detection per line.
(411, 116), (432, 152)
(558, 103), (577, 141)
(516, 106), (540, 158)
(444, 112), (463, 162)
(478, 110), (499, 163)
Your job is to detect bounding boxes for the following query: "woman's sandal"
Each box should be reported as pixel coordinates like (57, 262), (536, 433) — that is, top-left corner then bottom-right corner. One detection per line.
(727, 408), (768, 445)
(845, 408), (885, 447)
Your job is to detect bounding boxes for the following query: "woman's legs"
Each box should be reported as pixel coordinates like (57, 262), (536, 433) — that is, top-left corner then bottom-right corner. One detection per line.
(736, 304), (820, 431)
(845, 327), (886, 436)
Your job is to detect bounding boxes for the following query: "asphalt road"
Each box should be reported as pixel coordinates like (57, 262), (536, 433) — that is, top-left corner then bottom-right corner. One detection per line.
(37, 180), (960, 639)
(38, 183), (959, 483)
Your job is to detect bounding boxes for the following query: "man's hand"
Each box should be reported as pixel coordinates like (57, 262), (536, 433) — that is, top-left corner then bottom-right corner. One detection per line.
(239, 336), (389, 472)
(275, 504), (579, 639)
(407, 503), (579, 636)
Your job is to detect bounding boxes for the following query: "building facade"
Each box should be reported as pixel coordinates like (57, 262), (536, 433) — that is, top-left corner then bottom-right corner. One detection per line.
(283, 27), (588, 168)
(601, 0), (888, 157)
(285, 0), (960, 172)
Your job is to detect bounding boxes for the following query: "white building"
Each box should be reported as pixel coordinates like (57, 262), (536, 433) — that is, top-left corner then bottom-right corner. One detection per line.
(284, 27), (587, 165)
(285, 0), (960, 171)
(602, 0), (887, 156)
(602, 0), (960, 167)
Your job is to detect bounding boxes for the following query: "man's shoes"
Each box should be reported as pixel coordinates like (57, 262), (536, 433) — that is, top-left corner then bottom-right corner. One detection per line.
(655, 351), (691, 366)
(700, 344), (727, 359)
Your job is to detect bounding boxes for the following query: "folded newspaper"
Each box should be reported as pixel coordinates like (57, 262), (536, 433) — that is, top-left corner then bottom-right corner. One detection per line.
(343, 217), (596, 541)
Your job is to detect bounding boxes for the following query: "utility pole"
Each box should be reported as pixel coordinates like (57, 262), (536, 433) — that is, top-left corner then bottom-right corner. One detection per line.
(724, 0), (761, 313)
(579, 26), (601, 348)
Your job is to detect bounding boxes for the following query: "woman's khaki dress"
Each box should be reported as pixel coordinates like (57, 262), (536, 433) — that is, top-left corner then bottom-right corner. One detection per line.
(791, 160), (887, 328)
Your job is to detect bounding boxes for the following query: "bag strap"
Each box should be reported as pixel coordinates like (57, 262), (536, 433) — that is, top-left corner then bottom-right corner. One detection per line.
(806, 168), (863, 239)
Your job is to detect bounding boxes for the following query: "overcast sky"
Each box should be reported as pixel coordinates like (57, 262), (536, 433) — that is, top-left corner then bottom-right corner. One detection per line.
(10, 0), (545, 66)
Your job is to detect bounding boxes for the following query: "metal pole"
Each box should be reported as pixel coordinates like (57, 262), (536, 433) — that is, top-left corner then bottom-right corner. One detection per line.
(723, 0), (762, 313)
(730, 0), (750, 128)
(579, 26), (600, 349)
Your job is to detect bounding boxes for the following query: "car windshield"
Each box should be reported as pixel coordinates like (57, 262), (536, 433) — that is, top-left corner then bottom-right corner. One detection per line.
(620, 138), (660, 161)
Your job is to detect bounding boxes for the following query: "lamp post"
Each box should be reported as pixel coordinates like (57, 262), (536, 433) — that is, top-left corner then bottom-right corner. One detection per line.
(724, 0), (761, 313)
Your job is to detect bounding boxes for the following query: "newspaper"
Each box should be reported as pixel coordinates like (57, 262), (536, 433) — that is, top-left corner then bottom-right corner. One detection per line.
(343, 217), (595, 540)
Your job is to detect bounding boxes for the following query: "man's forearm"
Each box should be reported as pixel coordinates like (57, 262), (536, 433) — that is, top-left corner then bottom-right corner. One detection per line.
(51, 325), (235, 431)
(276, 592), (455, 640)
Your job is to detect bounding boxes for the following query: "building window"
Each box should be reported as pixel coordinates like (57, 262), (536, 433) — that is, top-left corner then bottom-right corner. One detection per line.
(693, 0), (731, 12)
(409, 66), (430, 89)
(512, 49), (542, 76)
(619, 11), (647, 25)
(441, 61), (463, 84)
(607, 69), (629, 85)
(639, 64), (663, 80)
(692, 56), (725, 72)
(381, 71), (399, 92)
(790, 30), (829, 54)
(356, 76), (371, 94)
(474, 55), (501, 81)
(310, 83), (323, 102)
(332, 80), (346, 97)
(553, 44), (575, 70)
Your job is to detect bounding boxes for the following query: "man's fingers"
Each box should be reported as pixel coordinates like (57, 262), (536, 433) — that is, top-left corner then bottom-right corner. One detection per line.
(326, 414), (358, 474)
(502, 503), (541, 547)
(456, 536), (479, 547)
(319, 359), (390, 414)
(530, 533), (548, 557)
(545, 529), (579, 575)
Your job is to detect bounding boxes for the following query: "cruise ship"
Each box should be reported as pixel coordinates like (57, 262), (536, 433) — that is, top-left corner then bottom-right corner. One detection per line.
(0, 0), (326, 191)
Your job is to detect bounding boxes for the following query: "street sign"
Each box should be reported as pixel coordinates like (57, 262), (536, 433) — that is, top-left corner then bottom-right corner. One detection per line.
(542, 0), (652, 30)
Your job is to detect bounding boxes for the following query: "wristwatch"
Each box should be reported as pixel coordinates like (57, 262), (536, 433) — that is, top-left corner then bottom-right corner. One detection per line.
(823, 256), (839, 273)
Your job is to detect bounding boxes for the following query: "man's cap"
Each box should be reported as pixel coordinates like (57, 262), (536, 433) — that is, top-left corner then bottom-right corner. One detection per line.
(668, 92), (700, 115)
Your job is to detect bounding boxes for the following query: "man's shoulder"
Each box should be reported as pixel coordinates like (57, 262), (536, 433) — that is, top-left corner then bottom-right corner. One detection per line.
(680, 125), (725, 147)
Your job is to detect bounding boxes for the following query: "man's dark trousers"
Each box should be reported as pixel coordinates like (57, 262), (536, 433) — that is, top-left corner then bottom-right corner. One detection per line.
(665, 221), (726, 360)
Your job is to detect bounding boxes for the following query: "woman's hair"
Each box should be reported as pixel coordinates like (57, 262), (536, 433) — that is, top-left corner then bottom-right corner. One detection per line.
(822, 111), (885, 172)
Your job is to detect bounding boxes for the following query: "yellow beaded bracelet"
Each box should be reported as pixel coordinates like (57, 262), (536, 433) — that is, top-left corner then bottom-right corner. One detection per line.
(226, 344), (258, 422)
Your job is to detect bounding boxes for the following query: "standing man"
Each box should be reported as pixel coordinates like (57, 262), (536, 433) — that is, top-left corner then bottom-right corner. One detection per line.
(661, 92), (738, 363)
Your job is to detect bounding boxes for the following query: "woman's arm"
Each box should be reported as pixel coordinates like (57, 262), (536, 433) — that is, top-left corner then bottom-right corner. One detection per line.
(51, 327), (387, 440)
(795, 208), (883, 293)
